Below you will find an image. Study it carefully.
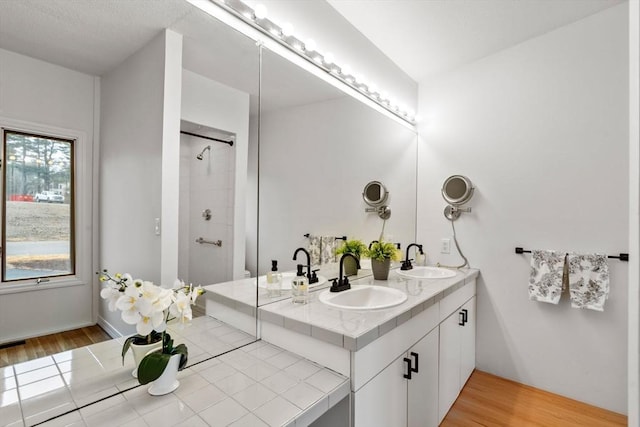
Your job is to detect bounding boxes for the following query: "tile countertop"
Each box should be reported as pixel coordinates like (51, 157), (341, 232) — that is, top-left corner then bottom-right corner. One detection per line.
(259, 268), (479, 352)
(0, 316), (256, 427)
(4, 340), (349, 427)
(203, 261), (388, 310)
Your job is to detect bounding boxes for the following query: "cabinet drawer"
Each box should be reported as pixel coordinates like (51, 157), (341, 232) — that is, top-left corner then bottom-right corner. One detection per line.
(440, 279), (476, 322)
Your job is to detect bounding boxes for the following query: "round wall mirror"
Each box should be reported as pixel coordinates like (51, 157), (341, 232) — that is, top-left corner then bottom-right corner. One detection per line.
(442, 175), (474, 206)
(363, 181), (389, 207)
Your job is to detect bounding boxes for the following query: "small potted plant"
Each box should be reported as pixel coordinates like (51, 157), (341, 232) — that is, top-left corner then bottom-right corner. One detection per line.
(366, 241), (401, 280)
(335, 239), (367, 276)
(98, 270), (204, 395)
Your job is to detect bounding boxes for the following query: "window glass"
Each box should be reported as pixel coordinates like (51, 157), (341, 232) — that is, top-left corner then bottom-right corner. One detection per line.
(2, 130), (75, 282)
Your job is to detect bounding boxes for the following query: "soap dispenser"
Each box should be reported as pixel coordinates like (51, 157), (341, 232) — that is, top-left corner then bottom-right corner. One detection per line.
(415, 248), (427, 266)
(266, 260), (282, 297)
(291, 264), (309, 304)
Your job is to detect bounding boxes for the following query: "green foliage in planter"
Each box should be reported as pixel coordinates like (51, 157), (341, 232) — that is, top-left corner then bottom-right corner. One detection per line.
(366, 240), (401, 261)
(335, 239), (367, 258)
(137, 333), (188, 385)
(121, 330), (163, 365)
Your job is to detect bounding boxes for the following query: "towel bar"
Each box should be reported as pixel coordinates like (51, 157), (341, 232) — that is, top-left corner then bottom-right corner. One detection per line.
(303, 234), (347, 241)
(515, 247), (628, 261)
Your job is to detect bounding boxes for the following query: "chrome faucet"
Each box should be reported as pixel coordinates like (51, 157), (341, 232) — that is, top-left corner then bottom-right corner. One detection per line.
(401, 243), (423, 271)
(293, 247), (318, 284)
(330, 253), (361, 292)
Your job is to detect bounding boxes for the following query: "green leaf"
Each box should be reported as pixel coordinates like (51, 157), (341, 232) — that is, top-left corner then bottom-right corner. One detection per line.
(121, 336), (137, 365)
(137, 352), (171, 385)
(121, 332), (162, 365)
(172, 343), (189, 371)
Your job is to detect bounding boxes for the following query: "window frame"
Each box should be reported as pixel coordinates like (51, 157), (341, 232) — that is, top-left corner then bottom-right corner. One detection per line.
(0, 118), (92, 294)
(2, 129), (76, 282)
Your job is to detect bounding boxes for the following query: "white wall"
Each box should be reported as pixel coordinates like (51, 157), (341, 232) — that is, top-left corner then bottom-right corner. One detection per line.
(99, 31), (170, 336)
(258, 95), (417, 276)
(0, 48), (96, 343)
(181, 69), (250, 281)
(417, 4), (628, 413)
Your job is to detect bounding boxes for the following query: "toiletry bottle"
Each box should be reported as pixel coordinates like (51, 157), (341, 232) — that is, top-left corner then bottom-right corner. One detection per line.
(266, 260), (282, 297)
(416, 250), (427, 266)
(291, 264), (309, 304)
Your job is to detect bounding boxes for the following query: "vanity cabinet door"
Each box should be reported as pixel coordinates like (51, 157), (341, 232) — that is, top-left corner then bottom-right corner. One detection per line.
(354, 354), (408, 427)
(460, 297), (476, 385)
(407, 327), (439, 427)
(439, 305), (462, 423)
(438, 296), (477, 423)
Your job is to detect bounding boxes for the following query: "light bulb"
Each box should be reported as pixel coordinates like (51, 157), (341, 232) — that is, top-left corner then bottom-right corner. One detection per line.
(305, 39), (317, 52)
(341, 64), (352, 76)
(368, 83), (378, 94)
(323, 52), (335, 65)
(254, 4), (267, 20)
(281, 22), (294, 37)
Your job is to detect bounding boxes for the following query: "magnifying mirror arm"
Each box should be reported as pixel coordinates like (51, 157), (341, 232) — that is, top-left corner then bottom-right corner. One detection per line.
(444, 205), (472, 221)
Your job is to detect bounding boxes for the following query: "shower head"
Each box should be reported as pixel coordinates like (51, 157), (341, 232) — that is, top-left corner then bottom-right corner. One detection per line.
(196, 145), (211, 160)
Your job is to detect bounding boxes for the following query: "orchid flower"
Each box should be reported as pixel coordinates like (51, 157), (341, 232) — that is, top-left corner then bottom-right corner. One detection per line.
(100, 287), (121, 312)
(170, 291), (193, 325)
(116, 285), (143, 325)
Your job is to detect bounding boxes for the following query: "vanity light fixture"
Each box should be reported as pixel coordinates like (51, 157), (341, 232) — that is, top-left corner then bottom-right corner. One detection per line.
(201, 0), (416, 126)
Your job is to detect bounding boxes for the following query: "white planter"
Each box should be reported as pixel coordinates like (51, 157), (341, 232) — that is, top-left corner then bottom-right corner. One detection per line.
(130, 341), (162, 378)
(147, 353), (181, 396)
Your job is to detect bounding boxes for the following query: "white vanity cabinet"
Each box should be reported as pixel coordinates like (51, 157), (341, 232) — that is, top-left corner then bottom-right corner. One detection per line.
(353, 327), (439, 427)
(259, 271), (479, 427)
(438, 296), (476, 423)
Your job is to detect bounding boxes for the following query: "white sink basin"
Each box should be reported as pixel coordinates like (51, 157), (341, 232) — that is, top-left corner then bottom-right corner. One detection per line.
(257, 272), (327, 289)
(318, 285), (407, 310)
(397, 266), (457, 279)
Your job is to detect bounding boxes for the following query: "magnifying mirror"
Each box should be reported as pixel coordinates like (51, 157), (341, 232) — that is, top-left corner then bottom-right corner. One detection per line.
(442, 175), (474, 220)
(363, 181), (389, 207)
(363, 181), (391, 219)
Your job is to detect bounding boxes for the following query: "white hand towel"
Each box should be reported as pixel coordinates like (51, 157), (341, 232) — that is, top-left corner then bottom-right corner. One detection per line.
(566, 253), (610, 311)
(321, 236), (338, 265)
(307, 235), (321, 266)
(528, 250), (565, 304)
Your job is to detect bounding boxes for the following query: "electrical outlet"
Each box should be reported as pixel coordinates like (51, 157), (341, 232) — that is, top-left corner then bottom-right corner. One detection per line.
(441, 238), (451, 254)
(154, 218), (161, 236)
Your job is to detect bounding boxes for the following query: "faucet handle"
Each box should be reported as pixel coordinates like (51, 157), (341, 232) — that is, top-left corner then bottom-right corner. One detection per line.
(400, 259), (414, 271)
(309, 269), (320, 284)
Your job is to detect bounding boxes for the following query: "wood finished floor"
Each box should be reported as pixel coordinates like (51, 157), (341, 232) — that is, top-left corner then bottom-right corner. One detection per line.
(441, 370), (627, 427)
(0, 325), (111, 368)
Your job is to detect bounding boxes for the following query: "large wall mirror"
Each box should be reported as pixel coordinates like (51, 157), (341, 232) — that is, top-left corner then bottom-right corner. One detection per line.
(0, 0), (260, 413)
(255, 48), (418, 306)
(0, 0), (417, 418)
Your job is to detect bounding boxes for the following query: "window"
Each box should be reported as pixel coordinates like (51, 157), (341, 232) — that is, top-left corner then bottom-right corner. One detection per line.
(2, 129), (75, 282)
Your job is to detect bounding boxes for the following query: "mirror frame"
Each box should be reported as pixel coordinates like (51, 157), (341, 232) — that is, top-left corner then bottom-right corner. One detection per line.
(442, 175), (474, 206)
(362, 180), (389, 207)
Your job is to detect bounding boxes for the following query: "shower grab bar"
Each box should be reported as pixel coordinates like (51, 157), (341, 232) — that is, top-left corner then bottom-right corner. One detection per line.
(515, 247), (628, 261)
(196, 237), (222, 247)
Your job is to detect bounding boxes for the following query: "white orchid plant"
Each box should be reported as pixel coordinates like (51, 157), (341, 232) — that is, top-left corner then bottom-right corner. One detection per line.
(98, 270), (205, 384)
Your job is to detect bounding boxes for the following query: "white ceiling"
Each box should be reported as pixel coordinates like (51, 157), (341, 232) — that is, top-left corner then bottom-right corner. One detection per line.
(0, 0), (194, 76)
(327, 0), (625, 83)
(0, 0), (625, 109)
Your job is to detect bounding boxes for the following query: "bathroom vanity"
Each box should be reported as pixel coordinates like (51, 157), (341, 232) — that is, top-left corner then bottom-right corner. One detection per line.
(258, 268), (478, 426)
